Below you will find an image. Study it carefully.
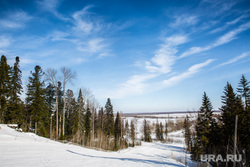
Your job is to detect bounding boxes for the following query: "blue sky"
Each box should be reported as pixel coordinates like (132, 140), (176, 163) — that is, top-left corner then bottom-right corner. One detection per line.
(1, 0), (250, 113)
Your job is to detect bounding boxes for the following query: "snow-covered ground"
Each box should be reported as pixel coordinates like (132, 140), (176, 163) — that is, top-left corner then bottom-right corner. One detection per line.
(0, 124), (196, 167)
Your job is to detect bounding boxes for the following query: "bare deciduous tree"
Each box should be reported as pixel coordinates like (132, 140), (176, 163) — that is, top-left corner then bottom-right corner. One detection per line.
(45, 68), (59, 139)
(61, 67), (76, 137)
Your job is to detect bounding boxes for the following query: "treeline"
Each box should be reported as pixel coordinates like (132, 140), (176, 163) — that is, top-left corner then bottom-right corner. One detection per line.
(0, 55), (137, 151)
(184, 75), (250, 166)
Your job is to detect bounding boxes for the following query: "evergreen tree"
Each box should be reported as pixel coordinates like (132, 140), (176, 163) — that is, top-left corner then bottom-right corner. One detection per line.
(26, 65), (48, 136)
(130, 119), (135, 146)
(104, 98), (114, 137)
(237, 74), (250, 109)
(155, 120), (160, 141)
(220, 82), (242, 144)
(183, 115), (191, 151)
(143, 119), (151, 142)
(165, 122), (168, 138)
(114, 112), (122, 150)
(84, 107), (91, 146)
(45, 83), (55, 114)
(8, 56), (23, 123)
(159, 122), (164, 142)
(0, 55), (11, 123)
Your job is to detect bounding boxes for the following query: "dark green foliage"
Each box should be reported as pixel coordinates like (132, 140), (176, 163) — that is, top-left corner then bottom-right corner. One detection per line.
(0, 55), (11, 123)
(155, 120), (163, 141)
(237, 75), (250, 109)
(183, 115), (191, 151)
(26, 65), (49, 136)
(114, 112), (122, 150)
(84, 107), (91, 146)
(104, 98), (114, 137)
(143, 119), (151, 142)
(130, 120), (135, 146)
(7, 56), (23, 123)
(165, 122), (168, 137)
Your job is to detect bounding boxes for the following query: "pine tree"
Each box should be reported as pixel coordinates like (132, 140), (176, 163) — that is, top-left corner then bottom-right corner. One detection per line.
(26, 65), (48, 136)
(155, 120), (160, 141)
(221, 82), (242, 144)
(130, 119), (135, 146)
(143, 119), (151, 142)
(199, 92), (213, 153)
(0, 55), (11, 123)
(159, 122), (164, 142)
(165, 122), (168, 138)
(8, 56), (23, 123)
(84, 107), (91, 146)
(237, 74), (250, 109)
(183, 115), (191, 151)
(104, 98), (114, 137)
(114, 112), (122, 150)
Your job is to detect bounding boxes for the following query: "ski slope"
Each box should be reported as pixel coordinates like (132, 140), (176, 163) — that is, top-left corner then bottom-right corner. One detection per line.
(0, 124), (196, 167)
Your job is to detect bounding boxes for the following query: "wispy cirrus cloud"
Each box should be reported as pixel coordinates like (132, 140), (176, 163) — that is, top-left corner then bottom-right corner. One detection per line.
(162, 59), (214, 87)
(111, 34), (193, 98)
(210, 15), (248, 34)
(0, 36), (11, 48)
(170, 15), (198, 28)
(145, 35), (188, 73)
(37, 0), (69, 21)
(180, 22), (250, 58)
(217, 51), (250, 68)
(0, 10), (32, 29)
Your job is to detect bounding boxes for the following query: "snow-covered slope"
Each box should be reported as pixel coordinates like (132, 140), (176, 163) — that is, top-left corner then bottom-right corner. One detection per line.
(0, 124), (196, 167)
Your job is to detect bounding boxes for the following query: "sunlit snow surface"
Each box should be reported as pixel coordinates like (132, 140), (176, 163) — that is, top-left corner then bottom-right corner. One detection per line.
(0, 124), (196, 167)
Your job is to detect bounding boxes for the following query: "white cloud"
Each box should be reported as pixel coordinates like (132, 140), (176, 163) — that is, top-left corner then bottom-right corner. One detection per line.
(72, 5), (103, 35)
(162, 59), (214, 87)
(210, 15), (248, 34)
(0, 10), (32, 28)
(217, 51), (250, 67)
(170, 15), (198, 28)
(0, 36), (11, 48)
(180, 22), (250, 58)
(112, 35), (189, 98)
(111, 74), (158, 98)
(212, 22), (250, 47)
(38, 0), (69, 21)
(146, 35), (188, 73)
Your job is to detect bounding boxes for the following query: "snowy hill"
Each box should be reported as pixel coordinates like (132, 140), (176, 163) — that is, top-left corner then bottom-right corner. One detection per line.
(0, 124), (196, 167)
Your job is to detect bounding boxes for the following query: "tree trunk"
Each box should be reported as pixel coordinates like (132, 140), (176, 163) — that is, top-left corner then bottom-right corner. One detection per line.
(56, 89), (58, 140)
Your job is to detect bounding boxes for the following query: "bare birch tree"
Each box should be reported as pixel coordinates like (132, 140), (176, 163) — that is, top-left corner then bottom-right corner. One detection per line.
(61, 67), (76, 137)
(45, 68), (59, 139)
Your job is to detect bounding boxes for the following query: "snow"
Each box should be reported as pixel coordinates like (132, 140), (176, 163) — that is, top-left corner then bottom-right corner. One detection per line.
(0, 124), (196, 167)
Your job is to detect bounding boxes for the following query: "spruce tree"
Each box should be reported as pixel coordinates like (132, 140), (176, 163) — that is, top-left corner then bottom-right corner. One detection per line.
(26, 65), (48, 136)
(114, 112), (122, 150)
(237, 74), (250, 109)
(159, 122), (164, 142)
(8, 56), (23, 123)
(183, 115), (191, 151)
(104, 98), (114, 137)
(130, 119), (135, 146)
(0, 55), (11, 123)
(84, 107), (91, 146)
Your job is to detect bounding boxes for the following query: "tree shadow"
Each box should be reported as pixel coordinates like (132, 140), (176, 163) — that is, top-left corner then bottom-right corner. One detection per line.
(66, 150), (184, 167)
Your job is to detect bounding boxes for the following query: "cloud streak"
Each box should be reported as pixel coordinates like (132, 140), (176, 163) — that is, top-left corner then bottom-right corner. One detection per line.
(217, 51), (250, 67)
(162, 59), (214, 87)
(0, 10), (32, 29)
(180, 22), (250, 58)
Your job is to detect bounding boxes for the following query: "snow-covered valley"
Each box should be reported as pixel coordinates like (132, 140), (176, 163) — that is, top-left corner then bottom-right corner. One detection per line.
(0, 124), (196, 167)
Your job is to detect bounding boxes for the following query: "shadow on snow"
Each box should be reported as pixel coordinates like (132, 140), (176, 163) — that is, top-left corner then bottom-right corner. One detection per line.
(66, 150), (184, 167)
